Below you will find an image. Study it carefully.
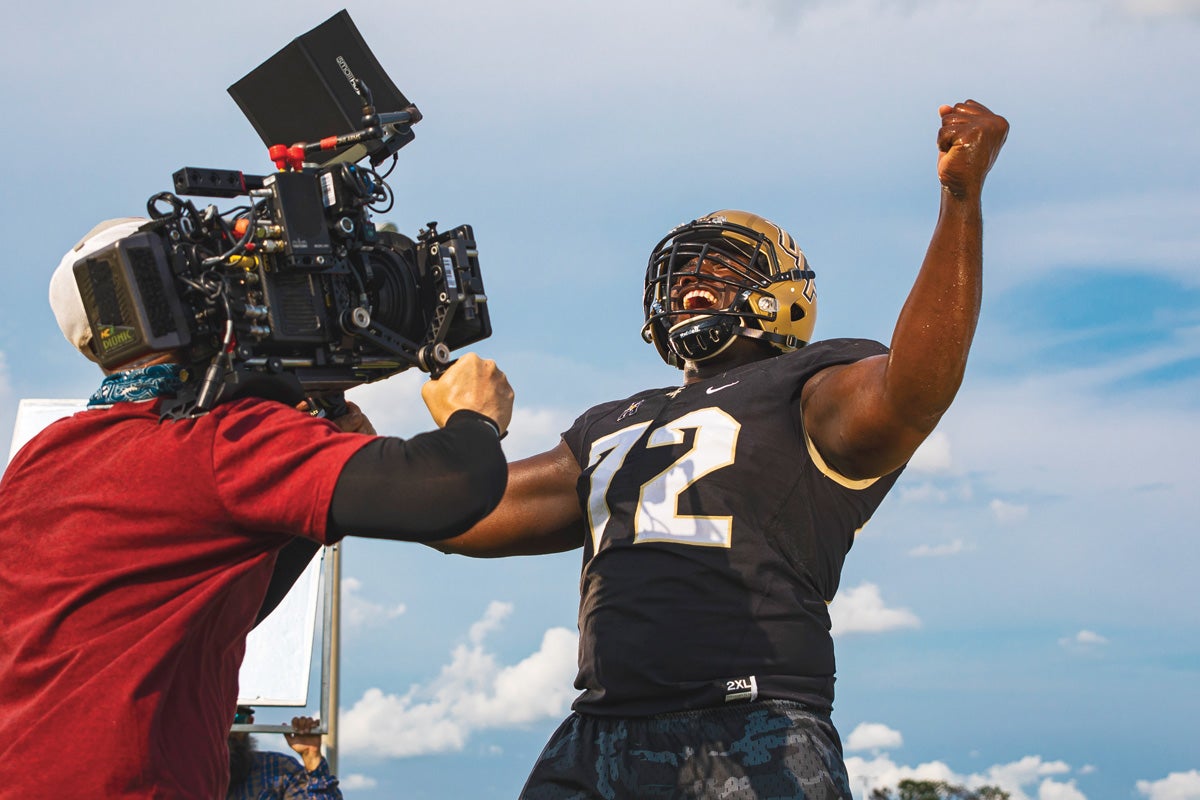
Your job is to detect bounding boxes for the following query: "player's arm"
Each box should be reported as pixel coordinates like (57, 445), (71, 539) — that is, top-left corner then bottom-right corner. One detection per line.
(429, 438), (586, 558)
(802, 100), (1009, 481)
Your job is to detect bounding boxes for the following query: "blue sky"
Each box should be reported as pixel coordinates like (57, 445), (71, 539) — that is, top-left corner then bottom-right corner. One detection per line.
(2, 1), (1198, 798)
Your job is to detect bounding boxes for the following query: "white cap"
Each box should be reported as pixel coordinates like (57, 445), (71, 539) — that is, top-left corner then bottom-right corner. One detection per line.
(49, 218), (148, 364)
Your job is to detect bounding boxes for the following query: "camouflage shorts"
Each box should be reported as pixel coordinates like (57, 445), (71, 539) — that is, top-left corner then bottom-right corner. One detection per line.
(518, 700), (853, 800)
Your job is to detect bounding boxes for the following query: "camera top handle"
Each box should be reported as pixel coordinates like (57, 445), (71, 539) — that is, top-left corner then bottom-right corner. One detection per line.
(268, 80), (422, 173)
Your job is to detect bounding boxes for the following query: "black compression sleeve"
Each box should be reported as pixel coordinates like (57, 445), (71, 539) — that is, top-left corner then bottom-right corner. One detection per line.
(327, 411), (507, 542)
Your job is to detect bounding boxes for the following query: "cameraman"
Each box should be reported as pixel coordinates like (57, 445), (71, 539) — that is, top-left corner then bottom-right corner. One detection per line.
(0, 218), (513, 799)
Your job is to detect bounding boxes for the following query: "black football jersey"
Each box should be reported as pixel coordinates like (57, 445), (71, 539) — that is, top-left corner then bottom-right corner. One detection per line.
(560, 339), (903, 716)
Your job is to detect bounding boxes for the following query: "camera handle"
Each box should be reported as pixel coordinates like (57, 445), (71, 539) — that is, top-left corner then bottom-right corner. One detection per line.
(420, 343), (454, 378)
(302, 342), (449, 425)
(267, 105), (420, 172)
(268, 78), (421, 172)
(339, 308), (455, 379)
(306, 392), (350, 419)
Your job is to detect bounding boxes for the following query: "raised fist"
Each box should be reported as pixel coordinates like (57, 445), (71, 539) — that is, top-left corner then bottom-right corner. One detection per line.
(936, 100), (1009, 199)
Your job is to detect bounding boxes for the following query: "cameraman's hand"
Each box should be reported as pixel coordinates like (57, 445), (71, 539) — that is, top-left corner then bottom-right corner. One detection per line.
(421, 353), (514, 435)
(297, 399), (377, 435)
(330, 401), (377, 435)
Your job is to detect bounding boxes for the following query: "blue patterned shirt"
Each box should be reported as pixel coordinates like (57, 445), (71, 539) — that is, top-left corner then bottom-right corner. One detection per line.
(228, 751), (343, 800)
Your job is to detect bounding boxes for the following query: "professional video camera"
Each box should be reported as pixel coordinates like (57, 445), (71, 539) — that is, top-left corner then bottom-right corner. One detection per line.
(69, 11), (490, 418)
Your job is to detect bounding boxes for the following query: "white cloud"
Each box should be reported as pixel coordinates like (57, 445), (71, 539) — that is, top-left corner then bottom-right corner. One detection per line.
(1121, 0), (1200, 17)
(982, 757), (1073, 796)
(977, 759), (1049, 785)
(845, 752), (1085, 800)
(1137, 770), (1200, 800)
(845, 754), (964, 796)
(345, 372), (434, 438)
(340, 774), (378, 790)
(946, 304), (1200, 467)
(1059, 630), (1109, 648)
(339, 603), (577, 758)
(935, 360), (1200, 606)
(453, 625), (578, 728)
(909, 431), (953, 473)
(830, 583), (920, 636)
(341, 577), (407, 628)
(899, 477), (974, 506)
(845, 722), (903, 752)
(899, 482), (950, 504)
(987, 191), (1200, 292)
(1039, 779), (1088, 800)
(1057, 629), (1111, 657)
(750, 0), (1197, 21)
(990, 499), (1030, 524)
(501, 405), (576, 460)
(908, 539), (969, 558)
(468, 601), (512, 644)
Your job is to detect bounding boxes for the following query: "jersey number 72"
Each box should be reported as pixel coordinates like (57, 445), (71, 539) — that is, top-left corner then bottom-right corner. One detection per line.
(584, 407), (741, 552)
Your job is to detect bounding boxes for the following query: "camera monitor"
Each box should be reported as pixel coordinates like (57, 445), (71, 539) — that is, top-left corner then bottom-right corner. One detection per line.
(228, 9), (415, 166)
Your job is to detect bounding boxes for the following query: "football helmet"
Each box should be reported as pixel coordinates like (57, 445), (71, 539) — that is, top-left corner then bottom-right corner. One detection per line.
(641, 209), (817, 367)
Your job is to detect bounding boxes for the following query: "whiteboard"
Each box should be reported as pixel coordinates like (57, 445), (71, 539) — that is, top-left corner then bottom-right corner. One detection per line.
(7, 398), (324, 706)
(239, 552), (323, 706)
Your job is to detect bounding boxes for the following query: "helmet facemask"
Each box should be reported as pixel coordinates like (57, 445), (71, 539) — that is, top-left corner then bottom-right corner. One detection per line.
(641, 211), (817, 368)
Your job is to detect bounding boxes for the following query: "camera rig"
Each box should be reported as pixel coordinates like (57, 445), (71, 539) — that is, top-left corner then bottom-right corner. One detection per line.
(72, 77), (490, 419)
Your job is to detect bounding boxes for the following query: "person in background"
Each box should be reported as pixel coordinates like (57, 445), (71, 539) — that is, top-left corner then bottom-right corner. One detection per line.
(228, 707), (341, 800)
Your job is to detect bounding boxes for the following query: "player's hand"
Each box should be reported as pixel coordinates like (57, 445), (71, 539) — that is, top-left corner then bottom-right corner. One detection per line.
(284, 716), (325, 772)
(421, 352), (514, 434)
(936, 99), (1009, 199)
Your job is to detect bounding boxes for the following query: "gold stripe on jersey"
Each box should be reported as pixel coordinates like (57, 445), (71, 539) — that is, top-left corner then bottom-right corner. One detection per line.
(804, 430), (881, 490)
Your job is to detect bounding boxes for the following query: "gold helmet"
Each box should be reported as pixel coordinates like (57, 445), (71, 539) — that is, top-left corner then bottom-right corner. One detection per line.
(641, 210), (817, 368)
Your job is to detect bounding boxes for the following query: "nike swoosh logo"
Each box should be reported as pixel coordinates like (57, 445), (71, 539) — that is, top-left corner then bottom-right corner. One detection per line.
(706, 381), (739, 394)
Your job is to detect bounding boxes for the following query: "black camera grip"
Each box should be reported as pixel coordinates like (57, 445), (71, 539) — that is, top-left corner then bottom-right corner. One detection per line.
(308, 392), (350, 419)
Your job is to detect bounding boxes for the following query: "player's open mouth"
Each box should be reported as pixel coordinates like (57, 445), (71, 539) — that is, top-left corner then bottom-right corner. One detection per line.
(680, 288), (719, 312)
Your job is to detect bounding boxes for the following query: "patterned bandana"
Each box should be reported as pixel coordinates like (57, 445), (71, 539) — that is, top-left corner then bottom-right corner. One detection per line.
(87, 363), (186, 407)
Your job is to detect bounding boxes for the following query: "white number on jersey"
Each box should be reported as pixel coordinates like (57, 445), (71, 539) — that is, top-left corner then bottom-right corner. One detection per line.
(584, 407), (741, 551)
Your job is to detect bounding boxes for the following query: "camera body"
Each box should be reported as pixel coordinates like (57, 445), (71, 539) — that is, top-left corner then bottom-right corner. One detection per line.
(73, 160), (489, 415)
(68, 9), (491, 417)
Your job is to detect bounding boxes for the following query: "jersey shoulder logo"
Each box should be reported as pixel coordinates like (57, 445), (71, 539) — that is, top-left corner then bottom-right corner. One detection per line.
(616, 399), (645, 421)
(705, 381), (740, 395)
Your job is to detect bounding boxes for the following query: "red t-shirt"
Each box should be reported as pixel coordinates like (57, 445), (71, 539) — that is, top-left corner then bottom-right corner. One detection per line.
(0, 397), (374, 798)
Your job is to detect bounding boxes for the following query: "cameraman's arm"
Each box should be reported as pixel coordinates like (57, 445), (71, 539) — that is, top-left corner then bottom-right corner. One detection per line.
(258, 414), (509, 625)
(327, 411), (507, 541)
(327, 353), (514, 541)
(254, 400), (375, 627)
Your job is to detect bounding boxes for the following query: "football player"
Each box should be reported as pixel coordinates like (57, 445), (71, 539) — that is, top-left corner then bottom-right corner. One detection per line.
(430, 100), (1009, 799)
